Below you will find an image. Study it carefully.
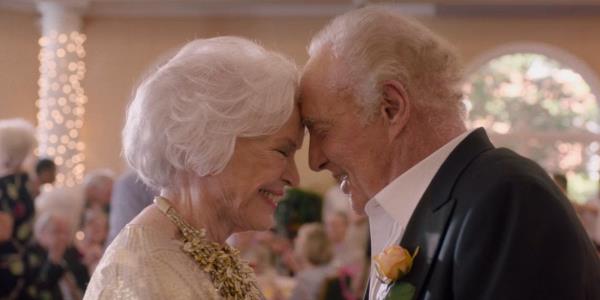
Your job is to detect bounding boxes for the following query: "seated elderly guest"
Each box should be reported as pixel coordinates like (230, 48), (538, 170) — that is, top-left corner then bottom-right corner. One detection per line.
(0, 119), (37, 298)
(1, 212), (77, 300)
(0, 119), (37, 245)
(84, 37), (303, 299)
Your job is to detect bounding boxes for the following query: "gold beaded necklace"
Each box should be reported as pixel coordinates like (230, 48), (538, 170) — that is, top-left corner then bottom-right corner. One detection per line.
(154, 196), (264, 300)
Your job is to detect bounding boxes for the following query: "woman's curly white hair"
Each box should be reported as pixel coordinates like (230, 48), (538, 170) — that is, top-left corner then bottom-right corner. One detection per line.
(122, 37), (298, 190)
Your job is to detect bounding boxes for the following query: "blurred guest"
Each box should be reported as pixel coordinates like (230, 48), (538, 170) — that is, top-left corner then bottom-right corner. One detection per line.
(274, 232), (300, 276)
(319, 224), (370, 300)
(325, 211), (349, 259)
(82, 170), (114, 213)
(75, 209), (108, 274)
(36, 187), (85, 240)
(0, 118), (37, 246)
(343, 213), (369, 296)
(322, 186), (370, 286)
(289, 223), (334, 300)
(29, 158), (57, 198)
(36, 158), (57, 186)
(106, 170), (156, 246)
(1, 212), (75, 300)
(31, 213), (79, 300)
(62, 244), (90, 297)
(0, 118), (37, 298)
(245, 243), (286, 300)
(230, 231), (298, 299)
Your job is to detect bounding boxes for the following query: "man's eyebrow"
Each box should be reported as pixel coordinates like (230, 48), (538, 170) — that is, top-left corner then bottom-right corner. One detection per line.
(303, 118), (333, 131)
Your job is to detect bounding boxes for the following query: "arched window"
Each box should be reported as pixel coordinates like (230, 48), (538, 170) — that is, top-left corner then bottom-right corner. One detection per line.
(463, 43), (600, 203)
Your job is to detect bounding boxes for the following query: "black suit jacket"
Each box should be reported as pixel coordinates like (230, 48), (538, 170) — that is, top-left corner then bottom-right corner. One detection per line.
(366, 128), (600, 300)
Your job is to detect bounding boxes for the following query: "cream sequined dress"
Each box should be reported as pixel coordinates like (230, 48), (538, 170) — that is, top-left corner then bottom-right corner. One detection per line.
(83, 222), (221, 300)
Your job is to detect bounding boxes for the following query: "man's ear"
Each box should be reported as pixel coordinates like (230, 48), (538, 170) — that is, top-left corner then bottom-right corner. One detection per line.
(380, 80), (410, 138)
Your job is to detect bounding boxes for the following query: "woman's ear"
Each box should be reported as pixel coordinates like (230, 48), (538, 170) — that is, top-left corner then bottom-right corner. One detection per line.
(380, 80), (410, 138)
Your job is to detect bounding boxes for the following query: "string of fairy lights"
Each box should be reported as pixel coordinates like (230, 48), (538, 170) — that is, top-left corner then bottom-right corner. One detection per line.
(36, 30), (87, 187)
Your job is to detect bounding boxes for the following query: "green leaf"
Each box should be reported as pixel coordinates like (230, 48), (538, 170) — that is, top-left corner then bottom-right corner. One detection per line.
(385, 282), (416, 300)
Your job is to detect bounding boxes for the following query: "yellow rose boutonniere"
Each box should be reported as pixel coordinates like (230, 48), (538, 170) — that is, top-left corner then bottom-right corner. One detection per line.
(374, 245), (419, 284)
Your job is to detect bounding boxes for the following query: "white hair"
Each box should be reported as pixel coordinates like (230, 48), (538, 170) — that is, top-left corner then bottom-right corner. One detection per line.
(308, 6), (464, 121)
(35, 186), (83, 236)
(0, 118), (37, 172)
(34, 211), (71, 239)
(83, 169), (115, 190)
(123, 36), (298, 190)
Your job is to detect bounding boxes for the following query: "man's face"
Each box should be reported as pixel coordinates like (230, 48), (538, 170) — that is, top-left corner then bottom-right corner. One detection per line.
(39, 168), (56, 184)
(300, 53), (391, 214)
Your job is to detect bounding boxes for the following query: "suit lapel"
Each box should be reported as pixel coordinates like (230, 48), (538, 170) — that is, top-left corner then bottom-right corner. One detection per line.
(392, 128), (494, 299)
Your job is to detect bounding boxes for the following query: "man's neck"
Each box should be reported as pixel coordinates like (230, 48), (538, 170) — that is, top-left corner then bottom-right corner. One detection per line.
(386, 120), (466, 184)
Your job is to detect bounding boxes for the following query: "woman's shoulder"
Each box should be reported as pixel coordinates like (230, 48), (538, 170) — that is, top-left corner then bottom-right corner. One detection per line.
(108, 223), (180, 251)
(85, 224), (220, 300)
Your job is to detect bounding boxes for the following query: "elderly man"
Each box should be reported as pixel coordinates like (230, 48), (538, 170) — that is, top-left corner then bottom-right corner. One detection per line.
(300, 6), (600, 300)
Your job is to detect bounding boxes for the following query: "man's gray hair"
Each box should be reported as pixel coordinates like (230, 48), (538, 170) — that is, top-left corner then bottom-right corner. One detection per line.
(309, 6), (465, 121)
(122, 36), (299, 190)
(0, 118), (37, 172)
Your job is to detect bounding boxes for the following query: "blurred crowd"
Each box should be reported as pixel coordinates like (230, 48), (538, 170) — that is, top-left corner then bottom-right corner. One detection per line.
(2, 116), (599, 300)
(0, 118), (114, 300)
(229, 196), (371, 300)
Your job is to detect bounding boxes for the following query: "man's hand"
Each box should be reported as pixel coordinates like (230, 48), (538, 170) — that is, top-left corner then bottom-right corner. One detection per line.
(0, 212), (13, 242)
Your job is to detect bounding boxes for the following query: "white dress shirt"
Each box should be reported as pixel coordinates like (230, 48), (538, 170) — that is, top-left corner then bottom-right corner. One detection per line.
(365, 130), (472, 300)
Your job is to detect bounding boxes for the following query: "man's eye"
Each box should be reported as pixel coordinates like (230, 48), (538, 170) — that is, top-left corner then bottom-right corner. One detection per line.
(276, 150), (289, 157)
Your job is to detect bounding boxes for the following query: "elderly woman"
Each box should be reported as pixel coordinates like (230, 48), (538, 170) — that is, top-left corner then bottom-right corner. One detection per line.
(16, 212), (74, 300)
(0, 118), (38, 298)
(84, 37), (303, 300)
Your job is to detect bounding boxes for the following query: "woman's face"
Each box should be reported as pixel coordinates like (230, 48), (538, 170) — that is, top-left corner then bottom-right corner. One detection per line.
(208, 108), (304, 232)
